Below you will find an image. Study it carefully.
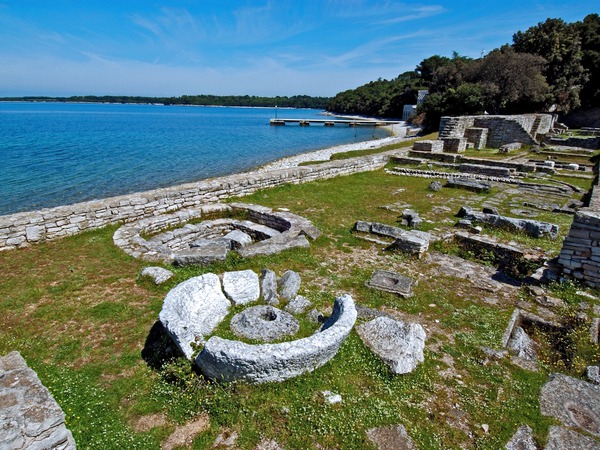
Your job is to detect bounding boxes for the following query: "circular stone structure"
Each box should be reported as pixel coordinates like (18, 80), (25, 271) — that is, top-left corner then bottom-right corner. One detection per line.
(196, 294), (357, 384)
(157, 268), (357, 384)
(113, 203), (320, 265)
(230, 305), (299, 342)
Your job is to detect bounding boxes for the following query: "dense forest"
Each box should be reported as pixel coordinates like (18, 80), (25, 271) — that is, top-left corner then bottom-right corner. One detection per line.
(0, 94), (330, 109)
(327, 14), (600, 130)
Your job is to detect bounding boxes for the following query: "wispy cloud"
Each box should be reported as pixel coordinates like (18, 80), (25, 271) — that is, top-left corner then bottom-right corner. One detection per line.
(311, 31), (432, 68)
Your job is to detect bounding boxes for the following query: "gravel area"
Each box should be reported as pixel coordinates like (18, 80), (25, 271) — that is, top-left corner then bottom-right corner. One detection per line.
(257, 124), (416, 172)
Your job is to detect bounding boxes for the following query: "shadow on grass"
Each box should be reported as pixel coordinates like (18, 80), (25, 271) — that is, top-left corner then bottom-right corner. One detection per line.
(141, 320), (184, 370)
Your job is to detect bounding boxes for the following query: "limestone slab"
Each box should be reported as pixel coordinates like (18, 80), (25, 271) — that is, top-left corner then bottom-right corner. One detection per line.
(366, 270), (415, 298)
(159, 274), (231, 359)
(278, 270), (301, 302)
(540, 373), (600, 437)
(0, 351), (76, 450)
(222, 270), (260, 305)
(357, 316), (426, 374)
(230, 305), (299, 342)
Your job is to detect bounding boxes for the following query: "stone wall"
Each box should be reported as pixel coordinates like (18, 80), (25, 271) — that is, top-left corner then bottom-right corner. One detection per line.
(439, 114), (554, 148)
(558, 174), (600, 287)
(0, 151), (396, 252)
(0, 351), (76, 449)
(545, 136), (600, 150)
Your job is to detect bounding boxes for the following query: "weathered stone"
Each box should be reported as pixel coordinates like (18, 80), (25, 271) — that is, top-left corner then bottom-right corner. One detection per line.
(237, 234), (310, 257)
(212, 430), (238, 448)
(173, 243), (229, 266)
(401, 209), (422, 228)
(445, 178), (491, 193)
(413, 139), (443, 153)
(222, 269), (260, 305)
(455, 219), (472, 229)
(159, 274), (231, 359)
(370, 222), (405, 238)
(544, 426), (600, 450)
(588, 366), (600, 384)
(366, 270), (415, 298)
(307, 308), (326, 324)
(366, 424), (417, 450)
(428, 180), (443, 192)
(223, 229), (252, 249)
(482, 206), (499, 215)
(357, 316), (426, 374)
(230, 305), (299, 342)
(540, 373), (600, 437)
(505, 425), (537, 450)
(196, 294), (357, 383)
(260, 269), (279, 305)
(284, 295), (312, 314)
(507, 327), (538, 361)
(387, 231), (429, 257)
(354, 220), (373, 233)
(141, 266), (174, 285)
(278, 270), (301, 301)
(458, 206), (559, 238)
(0, 351), (76, 450)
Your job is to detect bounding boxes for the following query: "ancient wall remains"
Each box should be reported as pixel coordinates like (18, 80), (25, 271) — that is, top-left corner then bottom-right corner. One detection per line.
(558, 174), (600, 287)
(0, 351), (76, 449)
(545, 136), (600, 150)
(0, 151), (395, 252)
(439, 114), (554, 148)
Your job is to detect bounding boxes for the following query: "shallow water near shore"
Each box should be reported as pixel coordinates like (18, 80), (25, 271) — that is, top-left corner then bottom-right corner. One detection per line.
(0, 102), (389, 215)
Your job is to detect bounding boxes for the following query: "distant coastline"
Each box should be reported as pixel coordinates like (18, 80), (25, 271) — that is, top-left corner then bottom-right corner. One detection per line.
(0, 94), (331, 109)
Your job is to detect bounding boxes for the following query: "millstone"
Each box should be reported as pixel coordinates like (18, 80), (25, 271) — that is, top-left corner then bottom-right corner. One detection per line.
(230, 305), (299, 342)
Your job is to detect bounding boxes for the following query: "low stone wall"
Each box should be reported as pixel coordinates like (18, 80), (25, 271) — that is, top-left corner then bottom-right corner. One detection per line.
(0, 150), (396, 252)
(544, 136), (600, 150)
(0, 351), (76, 449)
(113, 203), (320, 264)
(558, 175), (600, 287)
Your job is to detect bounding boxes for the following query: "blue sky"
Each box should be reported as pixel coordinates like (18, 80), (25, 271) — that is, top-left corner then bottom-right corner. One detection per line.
(0, 1), (597, 97)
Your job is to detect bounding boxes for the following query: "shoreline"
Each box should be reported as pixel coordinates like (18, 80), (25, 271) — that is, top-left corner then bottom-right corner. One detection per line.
(1, 109), (415, 216)
(256, 119), (416, 172)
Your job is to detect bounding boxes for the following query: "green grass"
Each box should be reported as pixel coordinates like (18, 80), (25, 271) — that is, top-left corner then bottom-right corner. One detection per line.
(0, 164), (598, 449)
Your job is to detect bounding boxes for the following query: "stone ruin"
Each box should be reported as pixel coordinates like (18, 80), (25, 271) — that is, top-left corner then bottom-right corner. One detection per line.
(157, 267), (428, 383)
(353, 220), (431, 258)
(113, 203), (320, 265)
(438, 114), (554, 151)
(457, 206), (559, 239)
(0, 351), (76, 450)
(158, 269), (357, 383)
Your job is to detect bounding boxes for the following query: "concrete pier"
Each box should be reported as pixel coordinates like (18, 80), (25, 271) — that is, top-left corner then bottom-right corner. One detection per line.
(269, 118), (401, 127)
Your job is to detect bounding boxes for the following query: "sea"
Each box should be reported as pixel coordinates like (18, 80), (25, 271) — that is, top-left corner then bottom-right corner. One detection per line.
(0, 102), (389, 216)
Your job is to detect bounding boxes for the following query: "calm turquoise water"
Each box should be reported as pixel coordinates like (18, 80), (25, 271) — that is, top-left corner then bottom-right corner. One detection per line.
(0, 102), (388, 215)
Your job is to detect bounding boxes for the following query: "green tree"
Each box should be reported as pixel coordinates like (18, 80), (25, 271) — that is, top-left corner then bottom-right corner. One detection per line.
(416, 55), (452, 85)
(475, 46), (550, 113)
(577, 13), (600, 107)
(513, 18), (586, 112)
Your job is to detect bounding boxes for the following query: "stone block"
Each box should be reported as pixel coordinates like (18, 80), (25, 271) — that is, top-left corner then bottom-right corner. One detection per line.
(442, 137), (468, 153)
(0, 351), (76, 450)
(412, 140), (444, 153)
(222, 270), (260, 305)
(366, 269), (415, 297)
(159, 273), (231, 359)
(356, 316), (426, 374)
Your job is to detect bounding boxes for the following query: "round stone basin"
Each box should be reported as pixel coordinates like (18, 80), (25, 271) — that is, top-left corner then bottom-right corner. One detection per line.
(230, 305), (299, 342)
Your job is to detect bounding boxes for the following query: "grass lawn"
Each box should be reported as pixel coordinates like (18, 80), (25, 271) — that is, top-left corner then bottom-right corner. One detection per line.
(1, 163), (598, 449)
